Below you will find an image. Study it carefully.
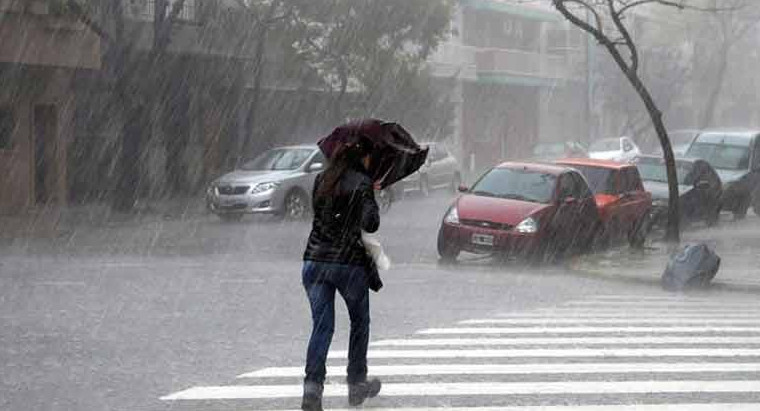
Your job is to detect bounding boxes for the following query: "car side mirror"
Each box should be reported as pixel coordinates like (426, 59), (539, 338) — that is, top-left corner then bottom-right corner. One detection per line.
(457, 184), (469, 193)
(308, 162), (324, 172)
(695, 180), (710, 190)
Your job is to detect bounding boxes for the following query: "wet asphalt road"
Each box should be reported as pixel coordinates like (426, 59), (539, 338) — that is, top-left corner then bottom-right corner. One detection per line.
(3, 190), (760, 411)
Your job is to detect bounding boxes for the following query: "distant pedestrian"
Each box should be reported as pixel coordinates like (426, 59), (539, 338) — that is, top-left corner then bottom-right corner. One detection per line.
(301, 136), (382, 411)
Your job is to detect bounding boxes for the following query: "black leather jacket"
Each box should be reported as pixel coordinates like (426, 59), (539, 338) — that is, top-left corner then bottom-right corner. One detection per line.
(303, 168), (380, 266)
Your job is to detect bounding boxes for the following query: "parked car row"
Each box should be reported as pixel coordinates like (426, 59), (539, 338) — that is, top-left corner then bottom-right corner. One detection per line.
(437, 157), (652, 263)
(438, 128), (760, 264)
(205, 141), (462, 222)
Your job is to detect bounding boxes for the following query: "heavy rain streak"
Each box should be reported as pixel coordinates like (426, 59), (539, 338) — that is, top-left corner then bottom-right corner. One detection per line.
(5, 0), (760, 410)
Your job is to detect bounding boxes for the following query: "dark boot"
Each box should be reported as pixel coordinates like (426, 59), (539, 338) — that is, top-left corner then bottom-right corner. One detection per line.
(348, 378), (381, 406)
(301, 381), (323, 411)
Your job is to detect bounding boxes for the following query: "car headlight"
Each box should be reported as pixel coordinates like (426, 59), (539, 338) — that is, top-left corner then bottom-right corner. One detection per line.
(251, 181), (280, 194)
(515, 216), (538, 234)
(444, 205), (459, 224)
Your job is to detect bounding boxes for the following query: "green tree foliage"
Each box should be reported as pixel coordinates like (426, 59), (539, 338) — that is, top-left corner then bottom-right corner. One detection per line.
(286, 0), (455, 134)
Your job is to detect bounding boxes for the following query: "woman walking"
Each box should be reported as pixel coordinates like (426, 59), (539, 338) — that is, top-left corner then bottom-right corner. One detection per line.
(301, 136), (382, 411)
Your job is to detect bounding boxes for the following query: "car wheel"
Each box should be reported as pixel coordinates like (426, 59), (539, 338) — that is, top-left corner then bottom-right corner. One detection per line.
(734, 196), (750, 220)
(284, 190), (309, 220)
(218, 213), (243, 222)
(376, 189), (393, 214)
(628, 214), (650, 248)
(419, 174), (430, 197)
(437, 228), (459, 262)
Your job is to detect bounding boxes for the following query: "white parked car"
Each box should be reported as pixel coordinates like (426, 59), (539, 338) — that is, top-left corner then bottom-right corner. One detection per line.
(588, 137), (641, 162)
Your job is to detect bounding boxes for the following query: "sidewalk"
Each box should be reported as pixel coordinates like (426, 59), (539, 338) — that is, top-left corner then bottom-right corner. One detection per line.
(572, 216), (760, 292)
(0, 197), (207, 242)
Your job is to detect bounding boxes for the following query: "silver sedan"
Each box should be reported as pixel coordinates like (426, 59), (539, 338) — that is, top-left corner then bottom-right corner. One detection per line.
(206, 145), (392, 222)
(206, 145), (324, 221)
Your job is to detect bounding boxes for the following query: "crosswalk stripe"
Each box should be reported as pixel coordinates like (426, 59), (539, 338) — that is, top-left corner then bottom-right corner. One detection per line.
(496, 312), (760, 318)
(370, 336), (760, 346)
(461, 318), (760, 325)
(328, 348), (760, 359)
(564, 301), (760, 308)
(161, 380), (760, 400)
(237, 362), (760, 378)
(270, 405), (760, 411)
(418, 326), (760, 335)
(584, 295), (718, 301)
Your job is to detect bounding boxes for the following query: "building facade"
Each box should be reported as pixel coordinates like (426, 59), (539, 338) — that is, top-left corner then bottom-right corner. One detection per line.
(0, 0), (101, 213)
(429, 0), (588, 179)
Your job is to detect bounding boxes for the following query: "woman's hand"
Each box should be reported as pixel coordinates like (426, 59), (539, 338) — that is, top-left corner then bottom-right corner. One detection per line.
(373, 181), (382, 191)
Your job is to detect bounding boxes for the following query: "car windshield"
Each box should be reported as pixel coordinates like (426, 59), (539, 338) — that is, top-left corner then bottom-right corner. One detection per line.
(240, 148), (314, 171)
(589, 139), (620, 152)
(567, 165), (616, 194)
(470, 168), (557, 204)
(636, 159), (693, 184)
(686, 143), (750, 170)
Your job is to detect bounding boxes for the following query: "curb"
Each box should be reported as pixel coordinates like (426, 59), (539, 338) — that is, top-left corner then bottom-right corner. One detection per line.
(570, 264), (760, 295)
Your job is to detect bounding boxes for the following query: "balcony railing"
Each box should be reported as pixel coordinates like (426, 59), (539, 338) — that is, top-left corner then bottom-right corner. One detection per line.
(429, 42), (585, 81)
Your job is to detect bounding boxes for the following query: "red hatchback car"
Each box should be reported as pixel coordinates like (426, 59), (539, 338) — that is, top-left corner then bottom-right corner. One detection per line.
(437, 162), (601, 262)
(555, 158), (651, 246)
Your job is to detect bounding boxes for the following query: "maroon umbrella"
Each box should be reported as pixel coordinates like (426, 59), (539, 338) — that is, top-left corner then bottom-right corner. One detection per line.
(318, 119), (429, 189)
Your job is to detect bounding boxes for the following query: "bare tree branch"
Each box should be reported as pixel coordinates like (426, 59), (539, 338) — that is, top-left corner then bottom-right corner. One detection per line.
(607, 0), (638, 72)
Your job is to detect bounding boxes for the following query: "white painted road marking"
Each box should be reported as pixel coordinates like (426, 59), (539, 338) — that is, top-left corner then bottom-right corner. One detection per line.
(461, 318), (760, 325)
(418, 326), (760, 335)
(564, 301), (760, 308)
(497, 311), (760, 318)
(237, 362), (760, 379)
(370, 336), (760, 346)
(161, 380), (760, 400)
(268, 405), (760, 411)
(328, 348), (760, 359)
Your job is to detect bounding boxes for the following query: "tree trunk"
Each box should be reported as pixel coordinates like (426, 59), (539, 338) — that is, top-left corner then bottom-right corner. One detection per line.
(604, 46), (680, 242)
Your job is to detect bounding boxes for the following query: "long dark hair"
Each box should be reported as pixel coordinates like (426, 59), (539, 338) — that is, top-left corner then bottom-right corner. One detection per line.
(316, 140), (371, 198)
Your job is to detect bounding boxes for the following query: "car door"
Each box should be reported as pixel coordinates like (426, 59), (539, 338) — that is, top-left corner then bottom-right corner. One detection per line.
(618, 167), (649, 225)
(303, 150), (326, 201)
(568, 171), (599, 245)
(548, 173), (580, 249)
(750, 135), (760, 199)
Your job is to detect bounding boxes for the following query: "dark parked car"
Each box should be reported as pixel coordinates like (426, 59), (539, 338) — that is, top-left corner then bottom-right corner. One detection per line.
(437, 162), (600, 262)
(684, 129), (760, 218)
(634, 155), (722, 227)
(651, 129), (700, 156)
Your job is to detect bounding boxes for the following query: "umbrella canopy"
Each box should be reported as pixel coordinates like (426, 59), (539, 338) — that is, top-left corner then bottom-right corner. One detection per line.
(318, 119), (429, 189)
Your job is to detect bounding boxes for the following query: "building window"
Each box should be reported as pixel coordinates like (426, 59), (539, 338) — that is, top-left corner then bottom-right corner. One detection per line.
(125, 0), (196, 22)
(0, 107), (13, 150)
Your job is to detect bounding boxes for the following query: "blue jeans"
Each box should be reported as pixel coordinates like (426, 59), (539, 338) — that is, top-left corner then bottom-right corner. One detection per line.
(302, 260), (370, 385)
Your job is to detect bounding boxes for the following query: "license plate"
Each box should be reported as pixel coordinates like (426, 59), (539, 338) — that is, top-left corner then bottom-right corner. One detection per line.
(471, 233), (494, 246)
